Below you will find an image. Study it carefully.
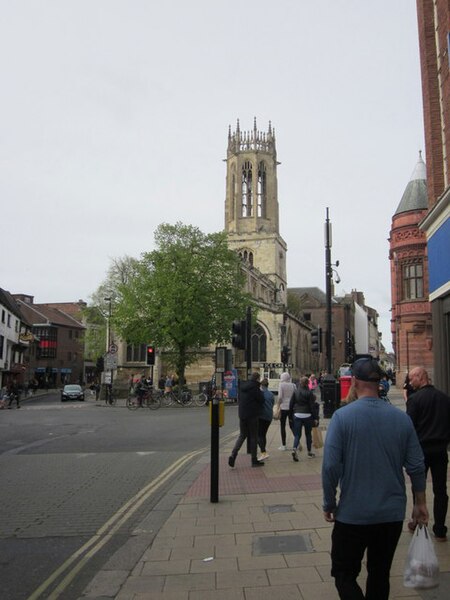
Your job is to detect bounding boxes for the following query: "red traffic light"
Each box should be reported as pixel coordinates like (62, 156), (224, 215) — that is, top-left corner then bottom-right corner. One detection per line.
(146, 345), (155, 365)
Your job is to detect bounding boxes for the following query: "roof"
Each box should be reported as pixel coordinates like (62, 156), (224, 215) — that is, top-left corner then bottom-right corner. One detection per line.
(394, 153), (428, 215)
(288, 287), (327, 304)
(0, 287), (23, 320)
(15, 299), (85, 329)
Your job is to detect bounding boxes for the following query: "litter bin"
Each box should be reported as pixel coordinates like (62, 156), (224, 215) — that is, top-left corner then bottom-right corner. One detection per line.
(339, 376), (352, 402)
(322, 375), (339, 418)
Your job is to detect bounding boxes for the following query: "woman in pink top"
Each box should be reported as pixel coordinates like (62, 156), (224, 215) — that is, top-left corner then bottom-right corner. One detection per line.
(276, 372), (296, 450)
(308, 373), (319, 394)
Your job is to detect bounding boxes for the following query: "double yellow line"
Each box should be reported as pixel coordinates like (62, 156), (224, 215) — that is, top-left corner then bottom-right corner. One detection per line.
(28, 447), (205, 600)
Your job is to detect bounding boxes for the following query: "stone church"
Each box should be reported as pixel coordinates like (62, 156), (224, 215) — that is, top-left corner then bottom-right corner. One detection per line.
(112, 120), (313, 391)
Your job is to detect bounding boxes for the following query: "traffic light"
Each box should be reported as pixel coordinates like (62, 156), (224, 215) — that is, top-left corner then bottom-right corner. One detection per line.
(231, 319), (247, 349)
(146, 345), (155, 365)
(311, 327), (322, 353)
(281, 345), (290, 364)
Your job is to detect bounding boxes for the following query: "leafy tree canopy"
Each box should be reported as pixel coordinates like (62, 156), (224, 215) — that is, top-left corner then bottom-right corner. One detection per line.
(112, 223), (254, 381)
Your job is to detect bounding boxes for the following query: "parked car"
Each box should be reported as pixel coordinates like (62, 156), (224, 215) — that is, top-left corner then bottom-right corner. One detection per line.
(61, 384), (85, 402)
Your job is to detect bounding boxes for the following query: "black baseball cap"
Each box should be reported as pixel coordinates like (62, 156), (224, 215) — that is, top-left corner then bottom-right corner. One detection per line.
(351, 358), (384, 382)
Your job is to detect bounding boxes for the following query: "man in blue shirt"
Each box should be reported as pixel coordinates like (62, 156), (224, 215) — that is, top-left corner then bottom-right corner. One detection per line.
(322, 357), (428, 600)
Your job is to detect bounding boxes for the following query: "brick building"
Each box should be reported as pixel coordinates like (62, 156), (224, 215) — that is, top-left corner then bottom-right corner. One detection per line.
(13, 295), (85, 387)
(389, 154), (433, 382)
(416, 0), (450, 394)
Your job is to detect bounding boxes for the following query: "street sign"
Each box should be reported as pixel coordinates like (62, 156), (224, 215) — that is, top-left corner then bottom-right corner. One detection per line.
(109, 343), (118, 354)
(105, 353), (118, 369)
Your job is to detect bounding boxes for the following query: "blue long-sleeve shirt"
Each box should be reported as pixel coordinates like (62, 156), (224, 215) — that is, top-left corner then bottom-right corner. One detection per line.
(322, 396), (426, 524)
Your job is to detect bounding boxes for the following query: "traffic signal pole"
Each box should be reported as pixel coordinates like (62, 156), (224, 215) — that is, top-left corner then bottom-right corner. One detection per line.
(246, 306), (252, 378)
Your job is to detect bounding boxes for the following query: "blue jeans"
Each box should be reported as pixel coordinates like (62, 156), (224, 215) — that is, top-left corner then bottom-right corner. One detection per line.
(293, 415), (313, 452)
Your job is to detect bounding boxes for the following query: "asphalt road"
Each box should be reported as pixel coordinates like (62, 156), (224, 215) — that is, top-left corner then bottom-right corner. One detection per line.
(0, 391), (239, 600)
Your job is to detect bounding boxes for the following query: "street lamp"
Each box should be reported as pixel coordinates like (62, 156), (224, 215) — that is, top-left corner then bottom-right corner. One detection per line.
(104, 297), (113, 403)
(104, 297), (112, 352)
(323, 208), (338, 417)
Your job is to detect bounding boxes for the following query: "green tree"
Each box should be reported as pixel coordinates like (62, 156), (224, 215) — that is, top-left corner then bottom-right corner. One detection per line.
(112, 223), (254, 382)
(83, 256), (139, 367)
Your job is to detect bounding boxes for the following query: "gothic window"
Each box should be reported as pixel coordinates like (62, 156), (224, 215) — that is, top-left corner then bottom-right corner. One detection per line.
(252, 324), (267, 362)
(257, 161), (266, 217)
(403, 261), (424, 300)
(241, 161), (253, 217)
(231, 172), (236, 219)
(126, 343), (147, 362)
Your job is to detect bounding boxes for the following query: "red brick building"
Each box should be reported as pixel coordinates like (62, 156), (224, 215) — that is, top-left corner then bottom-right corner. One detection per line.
(389, 154), (434, 382)
(416, 0), (450, 394)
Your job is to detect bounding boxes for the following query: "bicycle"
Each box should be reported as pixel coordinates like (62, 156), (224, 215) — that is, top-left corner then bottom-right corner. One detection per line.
(161, 388), (193, 407)
(193, 384), (209, 407)
(127, 388), (161, 410)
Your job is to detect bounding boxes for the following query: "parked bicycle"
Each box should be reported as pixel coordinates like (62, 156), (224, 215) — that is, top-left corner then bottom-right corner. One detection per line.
(162, 387), (193, 407)
(193, 384), (209, 407)
(127, 388), (161, 410)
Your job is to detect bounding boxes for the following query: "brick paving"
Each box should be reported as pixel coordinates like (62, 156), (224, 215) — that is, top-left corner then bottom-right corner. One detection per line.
(80, 389), (450, 600)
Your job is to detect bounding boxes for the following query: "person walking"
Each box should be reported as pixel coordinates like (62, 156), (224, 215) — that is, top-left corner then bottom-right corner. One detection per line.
(276, 372), (296, 451)
(322, 357), (428, 600)
(7, 381), (21, 409)
(289, 376), (318, 462)
(228, 372), (265, 468)
(407, 366), (450, 541)
(257, 378), (274, 461)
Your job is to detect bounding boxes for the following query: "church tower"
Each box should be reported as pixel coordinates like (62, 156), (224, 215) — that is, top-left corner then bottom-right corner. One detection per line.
(225, 119), (287, 304)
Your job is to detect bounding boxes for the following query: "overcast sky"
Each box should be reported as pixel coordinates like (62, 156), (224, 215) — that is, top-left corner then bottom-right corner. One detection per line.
(1, 1), (425, 353)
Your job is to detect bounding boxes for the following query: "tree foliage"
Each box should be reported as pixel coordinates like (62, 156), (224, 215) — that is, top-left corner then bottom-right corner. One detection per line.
(112, 223), (254, 381)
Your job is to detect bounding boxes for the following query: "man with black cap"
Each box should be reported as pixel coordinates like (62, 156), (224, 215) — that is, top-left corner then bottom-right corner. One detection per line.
(322, 357), (428, 600)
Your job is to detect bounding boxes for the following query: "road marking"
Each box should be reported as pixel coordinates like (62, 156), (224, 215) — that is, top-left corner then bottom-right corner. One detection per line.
(27, 446), (206, 600)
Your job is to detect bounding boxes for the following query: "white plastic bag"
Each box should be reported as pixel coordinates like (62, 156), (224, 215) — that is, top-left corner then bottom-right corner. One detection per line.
(403, 525), (439, 589)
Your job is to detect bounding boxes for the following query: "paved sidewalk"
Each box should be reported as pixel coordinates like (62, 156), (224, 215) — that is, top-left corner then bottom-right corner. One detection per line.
(81, 389), (450, 599)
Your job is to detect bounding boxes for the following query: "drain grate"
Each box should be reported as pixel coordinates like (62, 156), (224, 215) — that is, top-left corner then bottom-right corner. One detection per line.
(263, 504), (295, 514)
(252, 533), (313, 556)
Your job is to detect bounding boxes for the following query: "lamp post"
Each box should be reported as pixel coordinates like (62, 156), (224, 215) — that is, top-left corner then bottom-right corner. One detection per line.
(323, 208), (338, 417)
(104, 297), (113, 402)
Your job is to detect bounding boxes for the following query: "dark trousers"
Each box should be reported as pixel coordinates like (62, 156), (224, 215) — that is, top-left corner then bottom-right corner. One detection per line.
(424, 446), (448, 538)
(293, 415), (313, 452)
(331, 520), (402, 600)
(279, 409), (293, 445)
(232, 416), (259, 463)
(257, 419), (271, 453)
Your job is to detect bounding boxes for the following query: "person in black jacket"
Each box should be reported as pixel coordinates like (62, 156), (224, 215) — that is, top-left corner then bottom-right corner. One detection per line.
(228, 372), (265, 468)
(407, 367), (450, 541)
(289, 376), (319, 462)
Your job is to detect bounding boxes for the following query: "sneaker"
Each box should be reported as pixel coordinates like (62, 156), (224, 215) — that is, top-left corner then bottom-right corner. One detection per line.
(278, 445), (286, 451)
(252, 461), (264, 467)
(308, 452), (315, 459)
(292, 449), (299, 462)
(228, 455), (235, 468)
(260, 452), (269, 461)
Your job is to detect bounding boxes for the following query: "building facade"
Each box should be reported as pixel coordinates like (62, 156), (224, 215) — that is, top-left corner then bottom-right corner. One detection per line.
(389, 154), (434, 381)
(416, 0), (450, 394)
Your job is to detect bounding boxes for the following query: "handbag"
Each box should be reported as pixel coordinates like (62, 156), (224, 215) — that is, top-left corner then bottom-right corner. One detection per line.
(312, 426), (323, 449)
(403, 525), (439, 589)
(272, 403), (281, 420)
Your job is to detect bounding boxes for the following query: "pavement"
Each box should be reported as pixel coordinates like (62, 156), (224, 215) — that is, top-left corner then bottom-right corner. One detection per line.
(73, 387), (450, 600)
